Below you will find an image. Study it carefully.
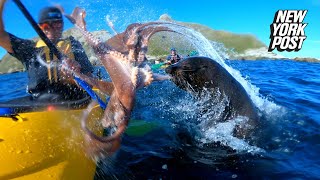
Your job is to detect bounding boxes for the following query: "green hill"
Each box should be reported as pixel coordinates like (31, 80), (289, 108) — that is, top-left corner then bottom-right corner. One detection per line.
(181, 23), (266, 53)
(147, 14), (266, 58)
(0, 53), (25, 73)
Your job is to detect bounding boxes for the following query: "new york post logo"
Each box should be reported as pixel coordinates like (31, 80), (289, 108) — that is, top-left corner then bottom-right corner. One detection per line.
(268, 10), (308, 52)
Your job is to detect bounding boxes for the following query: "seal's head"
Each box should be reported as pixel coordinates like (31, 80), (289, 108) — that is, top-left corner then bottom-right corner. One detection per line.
(165, 56), (221, 92)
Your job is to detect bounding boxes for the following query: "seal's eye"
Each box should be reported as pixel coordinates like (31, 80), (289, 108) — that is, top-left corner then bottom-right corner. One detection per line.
(182, 65), (192, 70)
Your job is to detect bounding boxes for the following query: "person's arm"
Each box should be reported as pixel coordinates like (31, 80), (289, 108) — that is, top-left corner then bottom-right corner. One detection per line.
(0, 0), (13, 53)
(76, 71), (114, 96)
(62, 57), (114, 96)
(165, 55), (172, 65)
(176, 54), (181, 60)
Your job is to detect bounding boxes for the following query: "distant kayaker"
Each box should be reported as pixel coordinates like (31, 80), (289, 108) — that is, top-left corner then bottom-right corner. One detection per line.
(166, 48), (181, 65)
(0, 1), (93, 101)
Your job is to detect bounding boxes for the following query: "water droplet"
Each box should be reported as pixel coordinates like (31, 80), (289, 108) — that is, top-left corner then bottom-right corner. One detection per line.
(283, 148), (290, 153)
(232, 174), (237, 178)
(162, 164), (167, 170)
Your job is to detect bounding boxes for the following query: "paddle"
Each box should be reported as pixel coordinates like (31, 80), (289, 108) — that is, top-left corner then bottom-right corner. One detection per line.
(12, 0), (106, 109)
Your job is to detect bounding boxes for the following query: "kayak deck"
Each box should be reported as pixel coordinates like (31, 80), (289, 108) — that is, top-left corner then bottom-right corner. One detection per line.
(0, 93), (104, 179)
(0, 94), (91, 116)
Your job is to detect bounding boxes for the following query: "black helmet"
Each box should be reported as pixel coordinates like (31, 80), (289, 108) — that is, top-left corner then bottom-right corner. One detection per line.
(38, 7), (63, 24)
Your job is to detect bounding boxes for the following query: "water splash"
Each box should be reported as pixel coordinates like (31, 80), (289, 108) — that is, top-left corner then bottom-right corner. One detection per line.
(199, 116), (265, 153)
(149, 81), (262, 153)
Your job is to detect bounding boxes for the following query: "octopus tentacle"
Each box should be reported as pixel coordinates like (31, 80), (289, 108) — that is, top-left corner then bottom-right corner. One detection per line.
(81, 101), (127, 144)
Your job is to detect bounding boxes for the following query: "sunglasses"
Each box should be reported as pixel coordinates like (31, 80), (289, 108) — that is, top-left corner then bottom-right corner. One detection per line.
(40, 21), (63, 30)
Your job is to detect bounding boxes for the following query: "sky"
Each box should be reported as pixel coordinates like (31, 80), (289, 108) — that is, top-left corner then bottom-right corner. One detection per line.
(1, 0), (319, 59)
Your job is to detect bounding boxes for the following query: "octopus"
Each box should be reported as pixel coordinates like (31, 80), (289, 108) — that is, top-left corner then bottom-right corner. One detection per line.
(60, 7), (181, 159)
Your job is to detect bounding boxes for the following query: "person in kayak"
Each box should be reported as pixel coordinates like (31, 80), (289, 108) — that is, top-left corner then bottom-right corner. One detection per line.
(166, 47), (181, 65)
(0, 2), (94, 102)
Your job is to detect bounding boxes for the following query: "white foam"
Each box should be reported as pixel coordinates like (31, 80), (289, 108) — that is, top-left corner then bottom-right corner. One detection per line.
(199, 117), (265, 153)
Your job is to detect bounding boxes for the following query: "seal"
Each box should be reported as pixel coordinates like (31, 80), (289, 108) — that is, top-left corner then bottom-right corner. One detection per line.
(165, 56), (259, 138)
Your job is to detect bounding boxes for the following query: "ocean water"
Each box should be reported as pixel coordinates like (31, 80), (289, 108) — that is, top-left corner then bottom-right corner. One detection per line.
(1, 60), (319, 179)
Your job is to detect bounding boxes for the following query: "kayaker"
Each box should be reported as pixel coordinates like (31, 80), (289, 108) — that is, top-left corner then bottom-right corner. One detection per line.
(0, 2), (93, 101)
(166, 47), (181, 65)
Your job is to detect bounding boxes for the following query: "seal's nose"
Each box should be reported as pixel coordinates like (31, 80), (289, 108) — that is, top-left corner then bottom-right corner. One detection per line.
(165, 65), (176, 74)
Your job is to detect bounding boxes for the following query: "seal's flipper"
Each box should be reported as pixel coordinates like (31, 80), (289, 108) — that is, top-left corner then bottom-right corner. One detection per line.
(152, 73), (172, 81)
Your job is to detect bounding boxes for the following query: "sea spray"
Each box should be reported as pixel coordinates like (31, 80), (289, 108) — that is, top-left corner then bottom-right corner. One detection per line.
(200, 116), (265, 153)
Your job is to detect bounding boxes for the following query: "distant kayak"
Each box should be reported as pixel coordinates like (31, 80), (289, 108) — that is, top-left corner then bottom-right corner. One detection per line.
(151, 62), (168, 70)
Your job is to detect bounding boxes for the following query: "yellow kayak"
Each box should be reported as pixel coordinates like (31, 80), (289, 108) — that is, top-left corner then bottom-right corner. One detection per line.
(0, 88), (160, 179)
(0, 93), (104, 180)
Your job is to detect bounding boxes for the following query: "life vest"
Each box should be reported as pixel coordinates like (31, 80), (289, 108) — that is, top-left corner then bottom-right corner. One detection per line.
(170, 54), (181, 63)
(35, 38), (75, 84)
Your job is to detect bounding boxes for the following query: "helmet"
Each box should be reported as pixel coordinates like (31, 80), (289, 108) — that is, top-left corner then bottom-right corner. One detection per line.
(38, 7), (63, 24)
(170, 47), (176, 51)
